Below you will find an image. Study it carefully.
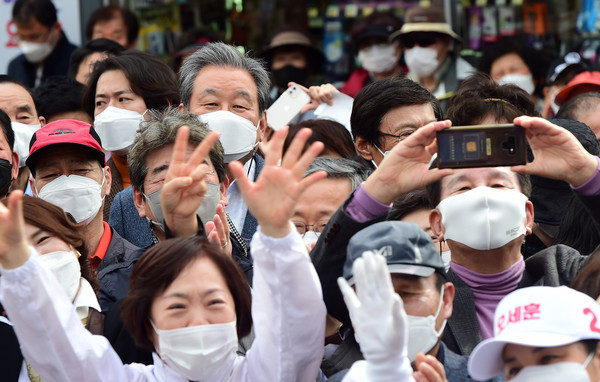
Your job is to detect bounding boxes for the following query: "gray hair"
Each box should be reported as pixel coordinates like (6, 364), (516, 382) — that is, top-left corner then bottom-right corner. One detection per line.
(178, 42), (271, 114)
(128, 108), (225, 193)
(304, 157), (371, 191)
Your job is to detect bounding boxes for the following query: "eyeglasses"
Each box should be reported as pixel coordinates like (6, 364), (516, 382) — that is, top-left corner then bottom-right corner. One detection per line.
(293, 219), (329, 235)
(401, 33), (442, 49)
(379, 129), (416, 144)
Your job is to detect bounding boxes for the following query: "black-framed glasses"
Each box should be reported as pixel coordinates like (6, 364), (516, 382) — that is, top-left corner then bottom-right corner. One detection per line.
(293, 220), (329, 235)
(379, 129), (416, 144)
(401, 33), (443, 49)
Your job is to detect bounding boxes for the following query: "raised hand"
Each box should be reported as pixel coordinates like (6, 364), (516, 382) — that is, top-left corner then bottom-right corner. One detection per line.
(289, 82), (339, 114)
(0, 191), (30, 269)
(364, 120), (454, 205)
(337, 252), (412, 381)
(513, 116), (598, 187)
(414, 353), (448, 382)
(160, 126), (221, 236)
(205, 201), (232, 256)
(229, 126), (325, 238)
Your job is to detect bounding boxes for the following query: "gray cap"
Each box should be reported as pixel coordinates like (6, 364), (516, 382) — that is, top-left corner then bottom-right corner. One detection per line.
(343, 221), (445, 284)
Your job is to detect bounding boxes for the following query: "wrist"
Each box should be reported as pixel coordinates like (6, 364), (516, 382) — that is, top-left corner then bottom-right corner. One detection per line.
(2, 242), (31, 270)
(166, 214), (199, 237)
(259, 222), (293, 238)
(364, 174), (396, 205)
(568, 155), (599, 187)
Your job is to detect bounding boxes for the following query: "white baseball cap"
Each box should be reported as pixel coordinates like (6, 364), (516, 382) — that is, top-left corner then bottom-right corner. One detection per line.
(468, 286), (600, 380)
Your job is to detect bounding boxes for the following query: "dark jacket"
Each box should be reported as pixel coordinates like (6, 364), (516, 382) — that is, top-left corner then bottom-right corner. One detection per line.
(7, 31), (77, 89)
(108, 185), (253, 283)
(324, 337), (502, 382)
(239, 153), (264, 244)
(97, 227), (141, 274)
(311, 189), (600, 355)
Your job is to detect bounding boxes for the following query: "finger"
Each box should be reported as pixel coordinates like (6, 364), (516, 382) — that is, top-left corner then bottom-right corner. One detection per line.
(417, 355), (447, 382)
(187, 131), (221, 168)
(207, 229), (219, 244)
(374, 253), (394, 299)
(292, 140), (324, 178)
(422, 354), (446, 377)
(337, 277), (361, 312)
(300, 102), (318, 114)
(290, 81), (309, 93)
(189, 163), (211, 182)
(216, 204), (229, 236)
(264, 125), (289, 167)
(281, 127), (312, 169)
(170, 126), (190, 167)
(402, 120), (452, 149)
(161, 177), (193, 199)
(353, 255), (371, 302)
(205, 221), (216, 235)
(214, 214), (227, 242)
(296, 170), (328, 197)
(229, 161), (253, 196)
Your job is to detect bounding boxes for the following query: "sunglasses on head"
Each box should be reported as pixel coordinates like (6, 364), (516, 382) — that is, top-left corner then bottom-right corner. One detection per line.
(401, 33), (444, 48)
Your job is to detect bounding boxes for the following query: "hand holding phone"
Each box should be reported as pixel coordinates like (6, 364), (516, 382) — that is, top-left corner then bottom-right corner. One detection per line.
(437, 124), (527, 168)
(267, 85), (311, 131)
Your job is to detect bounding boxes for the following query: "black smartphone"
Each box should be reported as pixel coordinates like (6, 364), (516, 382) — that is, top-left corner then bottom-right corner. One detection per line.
(437, 124), (527, 169)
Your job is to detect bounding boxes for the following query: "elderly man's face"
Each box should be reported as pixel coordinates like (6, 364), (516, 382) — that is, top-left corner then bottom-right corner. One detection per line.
(0, 83), (41, 125)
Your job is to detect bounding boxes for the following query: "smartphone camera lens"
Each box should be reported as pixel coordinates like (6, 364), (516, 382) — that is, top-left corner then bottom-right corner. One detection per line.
(502, 136), (516, 155)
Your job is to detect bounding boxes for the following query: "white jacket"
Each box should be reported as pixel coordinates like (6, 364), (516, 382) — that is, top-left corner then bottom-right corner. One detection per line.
(0, 226), (326, 382)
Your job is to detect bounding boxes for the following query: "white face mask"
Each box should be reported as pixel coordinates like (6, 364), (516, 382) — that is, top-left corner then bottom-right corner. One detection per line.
(145, 182), (221, 230)
(93, 106), (145, 154)
(357, 43), (398, 74)
(498, 73), (535, 95)
(36, 170), (106, 225)
(440, 250), (451, 271)
(302, 230), (320, 248)
(11, 122), (41, 167)
(510, 353), (594, 382)
(19, 40), (53, 63)
(37, 250), (81, 302)
(404, 46), (440, 78)
(152, 320), (238, 381)
(406, 285), (446, 362)
(371, 144), (390, 169)
(199, 110), (259, 163)
(437, 187), (528, 251)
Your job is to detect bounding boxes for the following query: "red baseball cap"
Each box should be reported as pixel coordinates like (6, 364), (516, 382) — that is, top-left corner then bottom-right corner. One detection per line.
(26, 119), (106, 176)
(554, 70), (600, 106)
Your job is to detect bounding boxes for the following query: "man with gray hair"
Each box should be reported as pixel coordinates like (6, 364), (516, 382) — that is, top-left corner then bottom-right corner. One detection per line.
(108, 109), (252, 284)
(178, 41), (271, 244)
(294, 157), (370, 248)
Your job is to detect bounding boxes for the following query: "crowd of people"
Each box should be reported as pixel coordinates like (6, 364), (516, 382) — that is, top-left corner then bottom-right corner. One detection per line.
(1, 0), (600, 381)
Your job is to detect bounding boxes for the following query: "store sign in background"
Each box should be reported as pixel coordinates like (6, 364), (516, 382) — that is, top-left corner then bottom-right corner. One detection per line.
(0, 0), (82, 76)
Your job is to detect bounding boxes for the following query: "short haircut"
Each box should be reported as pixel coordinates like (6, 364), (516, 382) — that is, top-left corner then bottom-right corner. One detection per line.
(0, 109), (14, 151)
(82, 51), (180, 118)
(85, 5), (139, 47)
(304, 157), (371, 191)
(32, 76), (85, 120)
(20, 196), (98, 292)
(445, 72), (536, 125)
(351, 76), (441, 147)
(12, 0), (56, 28)
(128, 108), (225, 193)
(283, 119), (358, 160)
(68, 38), (126, 80)
(556, 92), (600, 121)
(121, 235), (252, 351)
(387, 188), (433, 221)
(179, 42), (271, 114)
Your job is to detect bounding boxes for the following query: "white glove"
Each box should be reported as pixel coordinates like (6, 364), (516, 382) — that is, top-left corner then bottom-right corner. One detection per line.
(337, 251), (413, 382)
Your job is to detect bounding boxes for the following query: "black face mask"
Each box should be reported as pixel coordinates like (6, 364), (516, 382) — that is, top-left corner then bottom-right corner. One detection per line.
(272, 65), (309, 90)
(0, 158), (13, 197)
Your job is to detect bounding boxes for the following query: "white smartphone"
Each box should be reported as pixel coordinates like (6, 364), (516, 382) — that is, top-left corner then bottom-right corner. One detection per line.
(266, 85), (311, 130)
